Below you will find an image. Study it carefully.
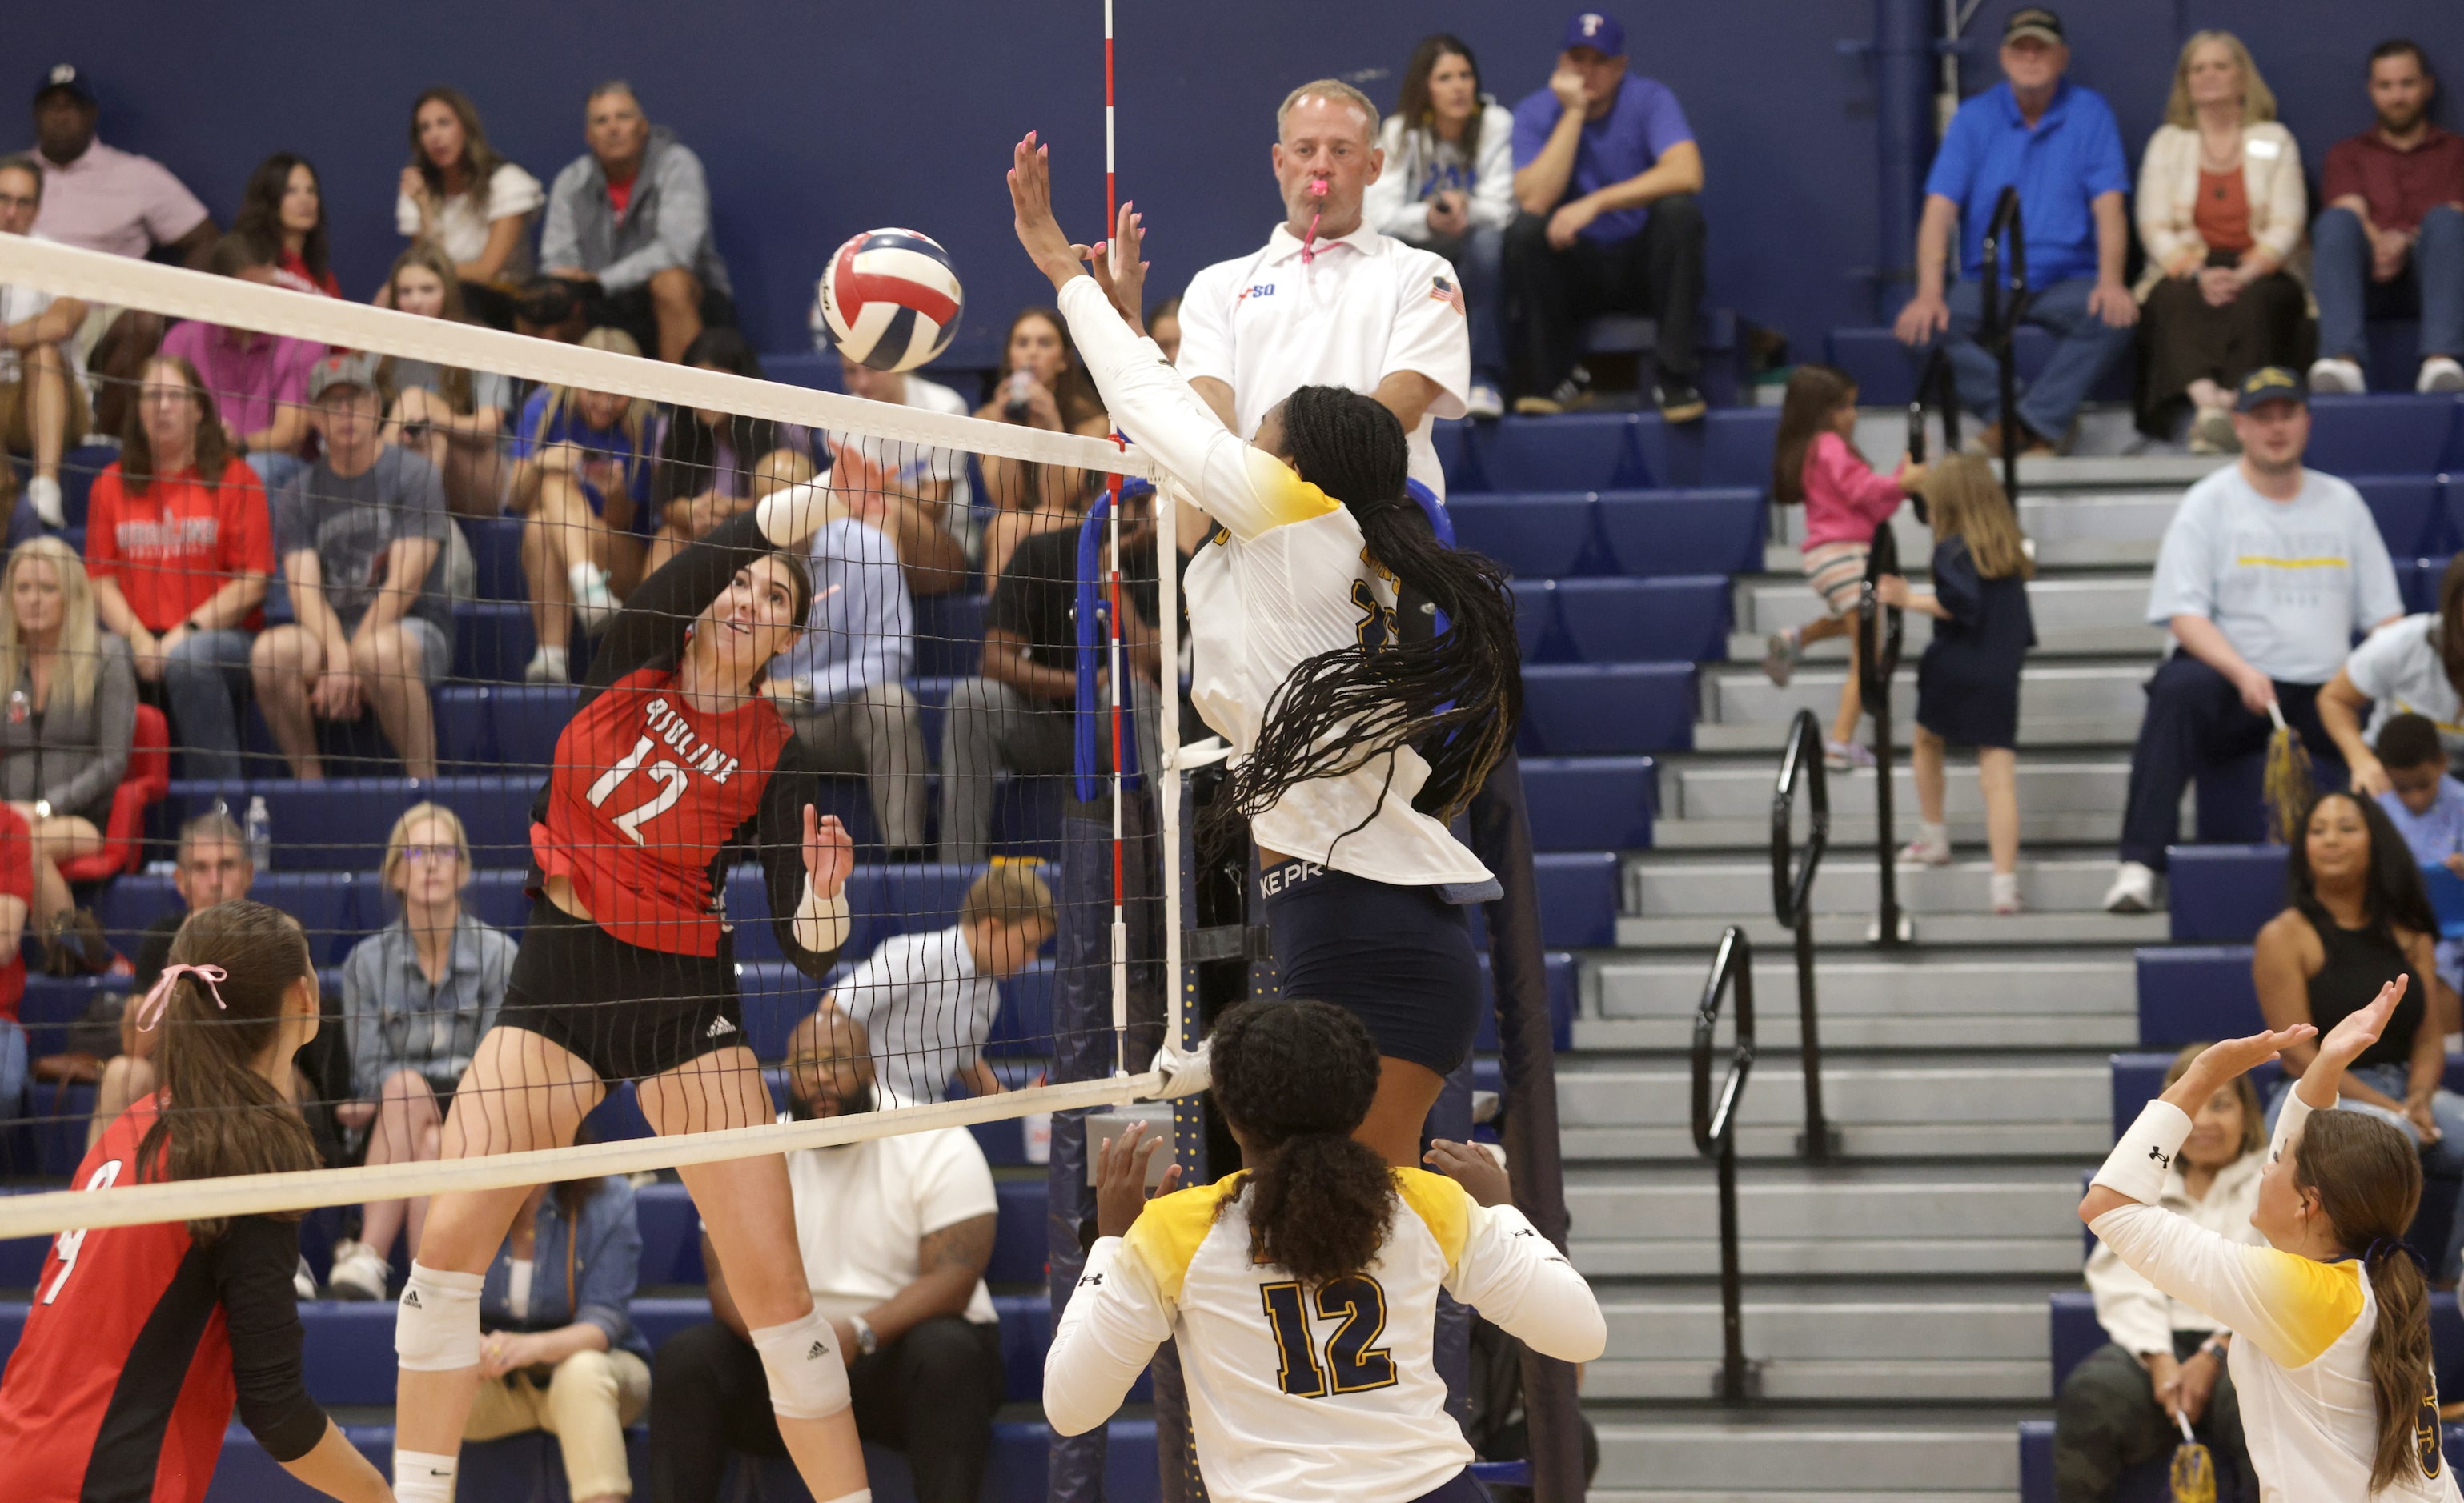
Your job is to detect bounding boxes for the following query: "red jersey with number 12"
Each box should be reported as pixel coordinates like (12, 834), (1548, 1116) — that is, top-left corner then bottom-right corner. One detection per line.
(535, 667), (794, 956)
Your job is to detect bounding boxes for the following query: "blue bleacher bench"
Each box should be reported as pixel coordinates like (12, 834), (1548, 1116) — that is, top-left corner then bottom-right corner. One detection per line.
(2304, 393), (2464, 479)
(1531, 852), (1619, 950)
(1520, 756), (1655, 852)
(2164, 844), (2285, 944)
(2355, 475), (2450, 558)
(2133, 944), (2260, 1048)
(1520, 663), (1694, 756)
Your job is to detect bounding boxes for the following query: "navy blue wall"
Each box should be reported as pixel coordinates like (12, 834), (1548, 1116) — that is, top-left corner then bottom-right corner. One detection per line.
(10, 2), (2456, 370)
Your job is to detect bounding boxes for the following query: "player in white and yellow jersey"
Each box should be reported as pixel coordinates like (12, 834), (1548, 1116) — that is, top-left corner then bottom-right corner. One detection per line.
(1008, 134), (1526, 1168)
(2084, 977), (2464, 1501)
(1045, 1000), (1603, 1503)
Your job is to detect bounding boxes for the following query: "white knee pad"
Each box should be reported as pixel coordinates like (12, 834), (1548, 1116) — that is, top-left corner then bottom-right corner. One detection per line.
(750, 1309), (853, 1420)
(395, 1261), (485, 1372)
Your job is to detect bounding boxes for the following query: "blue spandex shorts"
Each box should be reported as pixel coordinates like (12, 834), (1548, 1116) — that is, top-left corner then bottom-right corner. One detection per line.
(1258, 859), (1483, 1076)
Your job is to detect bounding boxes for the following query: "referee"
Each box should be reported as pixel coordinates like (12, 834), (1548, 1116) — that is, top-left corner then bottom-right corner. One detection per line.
(1178, 79), (1473, 503)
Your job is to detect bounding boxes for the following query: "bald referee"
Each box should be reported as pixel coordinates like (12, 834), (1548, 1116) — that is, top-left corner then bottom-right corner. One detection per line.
(1178, 79), (1472, 503)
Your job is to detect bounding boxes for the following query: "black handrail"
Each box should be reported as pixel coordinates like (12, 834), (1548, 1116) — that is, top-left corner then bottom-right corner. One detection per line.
(1908, 345), (1961, 478)
(1856, 525), (1908, 946)
(1770, 710), (1840, 1160)
(1692, 925), (1760, 1401)
(1979, 186), (2030, 507)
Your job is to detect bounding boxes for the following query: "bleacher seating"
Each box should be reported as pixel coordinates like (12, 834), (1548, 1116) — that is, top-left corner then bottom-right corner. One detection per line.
(2163, 844), (2285, 944)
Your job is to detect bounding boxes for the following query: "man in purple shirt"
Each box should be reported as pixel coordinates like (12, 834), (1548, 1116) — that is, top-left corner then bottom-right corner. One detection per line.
(26, 65), (215, 266)
(1504, 11), (1708, 423)
(157, 235), (326, 492)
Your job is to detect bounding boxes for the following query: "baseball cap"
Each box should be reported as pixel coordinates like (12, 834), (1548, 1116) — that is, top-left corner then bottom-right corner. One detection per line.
(34, 64), (95, 108)
(2001, 8), (2065, 46)
(1563, 12), (1626, 57)
(307, 351), (383, 402)
(2233, 366), (2308, 412)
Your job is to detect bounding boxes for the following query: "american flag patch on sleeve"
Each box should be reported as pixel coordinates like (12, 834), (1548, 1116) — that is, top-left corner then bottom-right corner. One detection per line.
(1428, 275), (1466, 315)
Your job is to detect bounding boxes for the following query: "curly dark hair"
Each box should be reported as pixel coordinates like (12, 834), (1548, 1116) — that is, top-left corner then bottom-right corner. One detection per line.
(1210, 1000), (1393, 1289)
(1199, 385), (1522, 859)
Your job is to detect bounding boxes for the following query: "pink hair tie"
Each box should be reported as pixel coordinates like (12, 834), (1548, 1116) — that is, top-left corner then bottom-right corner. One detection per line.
(135, 963), (228, 1033)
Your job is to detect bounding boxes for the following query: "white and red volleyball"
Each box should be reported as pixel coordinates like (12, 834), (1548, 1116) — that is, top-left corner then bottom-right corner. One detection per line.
(811, 228), (965, 373)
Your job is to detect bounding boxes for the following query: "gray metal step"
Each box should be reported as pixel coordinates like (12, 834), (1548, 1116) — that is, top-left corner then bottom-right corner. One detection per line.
(1766, 484), (2201, 571)
(1595, 1416), (2022, 1493)
(1703, 664), (2149, 731)
(1693, 717), (2140, 753)
(1735, 575), (2161, 659)
(1613, 909), (2165, 948)
(1628, 856), (2132, 917)
(1647, 812), (2123, 849)
(1668, 756), (2127, 820)
(1559, 1060), (2112, 1160)
(1595, 1284), (2055, 1401)
(1584, 952), (2134, 1052)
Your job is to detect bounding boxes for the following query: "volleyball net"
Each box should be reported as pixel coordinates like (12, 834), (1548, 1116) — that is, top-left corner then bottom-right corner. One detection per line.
(0, 235), (1194, 1239)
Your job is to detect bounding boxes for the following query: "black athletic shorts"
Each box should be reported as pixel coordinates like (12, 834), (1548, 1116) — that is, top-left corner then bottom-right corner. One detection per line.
(1258, 860), (1483, 1076)
(492, 897), (747, 1084)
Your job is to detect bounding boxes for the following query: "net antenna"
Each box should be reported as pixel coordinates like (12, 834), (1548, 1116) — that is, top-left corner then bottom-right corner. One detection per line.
(0, 234), (1198, 1241)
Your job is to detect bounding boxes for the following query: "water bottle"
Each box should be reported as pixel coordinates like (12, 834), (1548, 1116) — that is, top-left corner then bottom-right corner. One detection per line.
(245, 795), (272, 872)
(1022, 1111), (1052, 1166)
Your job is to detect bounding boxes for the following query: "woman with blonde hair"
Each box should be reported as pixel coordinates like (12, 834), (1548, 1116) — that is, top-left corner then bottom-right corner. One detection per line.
(395, 86), (544, 327)
(2133, 30), (2308, 450)
(326, 801), (517, 1301)
(1876, 455), (2033, 911)
(0, 536), (136, 956)
(380, 242), (516, 516)
(509, 327), (656, 684)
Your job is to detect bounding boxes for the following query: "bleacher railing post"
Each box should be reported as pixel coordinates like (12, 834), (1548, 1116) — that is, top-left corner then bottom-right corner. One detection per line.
(1980, 187), (2029, 508)
(1693, 926), (1761, 1401)
(1856, 527), (1908, 947)
(1771, 711), (1840, 1160)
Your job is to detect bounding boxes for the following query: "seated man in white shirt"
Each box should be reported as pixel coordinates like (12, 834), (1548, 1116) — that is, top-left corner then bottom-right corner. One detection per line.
(0, 153), (90, 534)
(648, 1003), (1005, 1503)
(834, 865), (1055, 1104)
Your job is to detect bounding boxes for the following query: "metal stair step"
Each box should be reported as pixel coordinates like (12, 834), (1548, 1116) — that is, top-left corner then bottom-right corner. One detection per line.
(1628, 856), (2133, 917)
(1564, 1121), (2114, 1158)
(1670, 757), (2129, 820)
(1612, 909), (2165, 948)
(1591, 952), (2132, 1016)
(1595, 1417), (2023, 1493)
(1559, 1062), (2108, 1130)
(1704, 663), (2150, 728)
(1647, 810), (2122, 849)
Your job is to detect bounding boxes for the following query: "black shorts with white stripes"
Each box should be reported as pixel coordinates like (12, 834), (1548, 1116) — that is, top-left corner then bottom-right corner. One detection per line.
(493, 896), (748, 1085)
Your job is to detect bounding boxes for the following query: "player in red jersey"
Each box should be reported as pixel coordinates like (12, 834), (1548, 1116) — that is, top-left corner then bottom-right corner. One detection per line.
(0, 900), (392, 1503)
(391, 483), (871, 1503)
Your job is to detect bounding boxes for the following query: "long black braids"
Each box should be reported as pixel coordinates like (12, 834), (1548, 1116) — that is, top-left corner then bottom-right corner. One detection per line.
(1198, 385), (1523, 859)
(1210, 999), (1394, 1288)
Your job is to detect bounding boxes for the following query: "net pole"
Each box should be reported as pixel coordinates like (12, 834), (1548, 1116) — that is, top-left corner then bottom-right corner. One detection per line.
(1103, 0), (1132, 1076)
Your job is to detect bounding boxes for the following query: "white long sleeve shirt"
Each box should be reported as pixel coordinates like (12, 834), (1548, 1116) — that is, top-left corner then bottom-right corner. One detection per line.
(1364, 104), (1519, 241)
(1045, 1168), (1604, 1503)
(2084, 1147), (2266, 1356)
(2093, 1092), (2462, 1501)
(1057, 275), (1490, 887)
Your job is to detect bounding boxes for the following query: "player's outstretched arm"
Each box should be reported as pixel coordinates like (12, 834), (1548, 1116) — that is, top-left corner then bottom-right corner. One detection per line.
(2077, 1023), (2314, 1227)
(747, 752), (852, 976)
(1432, 1150), (1607, 1364)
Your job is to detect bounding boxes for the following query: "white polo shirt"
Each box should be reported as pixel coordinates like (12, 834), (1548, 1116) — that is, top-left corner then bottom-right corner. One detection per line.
(781, 1112), (1000, 1326)
(1176, 223), (1471, 499)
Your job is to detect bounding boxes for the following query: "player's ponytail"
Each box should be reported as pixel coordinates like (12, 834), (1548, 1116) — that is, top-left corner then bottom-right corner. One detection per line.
(2294, 1108), (2436, 1489)
(1209, 1000), (1394, 1289)
(1201, 385), (1520, 859)
(134, 900), (323, 1244)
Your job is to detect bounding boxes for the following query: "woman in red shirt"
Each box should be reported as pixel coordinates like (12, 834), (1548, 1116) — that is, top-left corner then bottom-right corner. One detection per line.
(0, 900), (389, 1503)
(84, 354), (275, 781)
(232, 154), (343, 299)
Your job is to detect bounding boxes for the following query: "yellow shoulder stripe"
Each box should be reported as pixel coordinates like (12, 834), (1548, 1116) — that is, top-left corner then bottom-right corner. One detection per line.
(1243, 451), (1341, 529)
(1124, 1172), (1243, 1303)
(2253, 1252), (2366, 1368)
(1391, 1168), (1471, 1269)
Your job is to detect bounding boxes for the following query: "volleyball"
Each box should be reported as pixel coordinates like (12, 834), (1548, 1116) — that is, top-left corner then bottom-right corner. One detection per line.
(811, 227), (965, 373)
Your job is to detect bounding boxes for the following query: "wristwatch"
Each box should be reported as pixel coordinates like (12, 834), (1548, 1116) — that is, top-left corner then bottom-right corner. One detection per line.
(2197, 1335), (2229, 1361)
(849, 1315), (879, 1357)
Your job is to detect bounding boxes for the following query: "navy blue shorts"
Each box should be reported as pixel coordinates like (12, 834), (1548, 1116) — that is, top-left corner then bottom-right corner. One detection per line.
(1258, 860), (1483, 1076)
(1408, 1469), (1489, 1503)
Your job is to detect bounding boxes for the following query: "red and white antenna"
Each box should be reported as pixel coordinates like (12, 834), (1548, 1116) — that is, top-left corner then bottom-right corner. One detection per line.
(1104, 0), (1130, 1077)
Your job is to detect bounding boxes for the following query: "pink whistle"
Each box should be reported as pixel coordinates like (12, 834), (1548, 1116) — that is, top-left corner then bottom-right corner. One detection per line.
(1300, 177), (1331, 264)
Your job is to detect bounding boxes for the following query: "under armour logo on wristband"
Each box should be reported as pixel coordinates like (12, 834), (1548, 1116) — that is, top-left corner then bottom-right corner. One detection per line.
(1083, 1272), (1105, 1287)
(2148, 1147), (2170, 1168)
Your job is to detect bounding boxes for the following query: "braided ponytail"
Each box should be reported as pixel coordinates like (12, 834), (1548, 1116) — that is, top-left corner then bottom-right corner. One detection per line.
(1200, 385), (1521, 858)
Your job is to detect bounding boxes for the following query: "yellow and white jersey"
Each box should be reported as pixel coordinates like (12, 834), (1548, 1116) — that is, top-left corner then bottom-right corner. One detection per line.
(2094, 1094), (2463, 1502)
(1044, 1168), (1605, 1503)
(1056, 276), (1490, 887)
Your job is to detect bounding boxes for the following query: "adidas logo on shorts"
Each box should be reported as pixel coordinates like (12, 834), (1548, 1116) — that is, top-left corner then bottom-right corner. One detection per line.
(807, 1339), (831, 1361)
(706, 1016), (738, 1040)
(402, 1289), (421, 1308)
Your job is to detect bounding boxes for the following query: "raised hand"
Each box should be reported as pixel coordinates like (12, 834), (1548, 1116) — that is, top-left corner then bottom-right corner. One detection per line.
(2316, 976), (2406, 1072)
(1008, 132), (1084, 292)
(1080, 200), (1148, 336)
(801, 805), (854, 898)
(1095, 1120), (1182, 1237)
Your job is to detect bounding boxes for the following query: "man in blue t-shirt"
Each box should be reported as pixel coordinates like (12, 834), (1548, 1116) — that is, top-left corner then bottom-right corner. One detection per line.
(1503, 10), (1708, 423)
(1894, 7), (2135, 454)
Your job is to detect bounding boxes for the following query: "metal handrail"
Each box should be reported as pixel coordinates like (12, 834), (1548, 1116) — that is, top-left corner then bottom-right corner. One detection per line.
(1979, 186), (2029, 507)
(1692, 926), (1760, 1401)
(1855, 525), (1908, 946)
(1770, 710), (1839, 1159)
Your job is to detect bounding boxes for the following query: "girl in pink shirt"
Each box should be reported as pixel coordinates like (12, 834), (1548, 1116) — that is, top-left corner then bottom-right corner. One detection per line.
(1764, 364), (1925, 768)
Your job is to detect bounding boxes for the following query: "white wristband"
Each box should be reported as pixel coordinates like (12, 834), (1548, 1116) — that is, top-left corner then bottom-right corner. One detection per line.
(756, 480), (837, 549)
(792, 878), (850, 956)
(2093, 1100), (2193, 1206)
(2270, 1084), (2316, 1168)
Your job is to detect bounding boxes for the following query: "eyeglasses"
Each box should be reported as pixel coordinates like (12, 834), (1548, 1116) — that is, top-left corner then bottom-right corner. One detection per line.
(401, 845), (462, 864)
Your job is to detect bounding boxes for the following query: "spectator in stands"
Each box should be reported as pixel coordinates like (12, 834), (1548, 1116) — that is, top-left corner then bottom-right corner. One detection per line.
(0, 154), (90, 535)
(251, 353), (451, 782)
(2320, 555), (2464, 792)
(379, 243), (515, 518)
(2053, 1044), (2260, 1502)
(26, 64), (215, 265)
(835, 866), (1056, 1105)
(2309, 40), (2464, 395)
(975, 307), (1111, 577)
(327, 802), (515, 1301)
(2105, 369), (2402, 913)
(2253, 788), (2464, 1277)
(650, 1000), (1005, 1503)
(2362, 713), (2464, 1000)
(0, 536), (133, 964)
(942, 487), (1158, 866)
(822, 350), (971, 595)
(395, 87), (544, 330)
(540, 82), (733, 363)
(2133, 32), (2309, 452)
(461, 1173), (652, 1503)
(1146, 295), (1182, 364)
(1894, 8), (2136, 456)
(508, 327), (654, 685)
(159, 235), (327, 491)
(1504, 13), (1707, 423)
(231, 154), (340, 300)
(84, 353), (273, 780)
(0, 806), (30, 1120)
(92, 808), (253, 1147)
(763, 455), (929, 857)
(1367, 34), (1516, 419)
(645, 328), (810, 572)
(1178, 79), (1471, 496)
